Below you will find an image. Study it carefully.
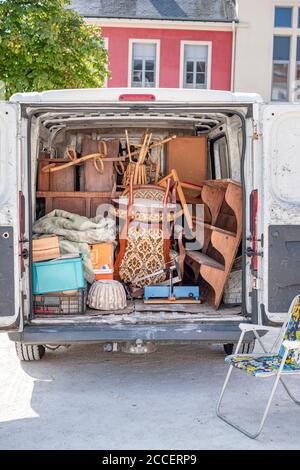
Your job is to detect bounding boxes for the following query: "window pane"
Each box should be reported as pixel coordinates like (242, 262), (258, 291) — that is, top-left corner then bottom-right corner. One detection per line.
(298, 8), (300, 28)
(145, 60), (154, 71)
(297, 37), (300, 62)
(273, 36), (291, 61)
(274, 7), (292, 27)
(296, 38), (300, 100)
(133, 43), (156, 60)
(272, 63), (289, 101)
(145, 71), (154, 85)
(196, 61), (206, 73)
(133, 59), (142, 71)
(184, 44), (208, 61)
(186, 61), (194, 72)
(133, 71), (142, 83)
(196, 73), (205, 85)
(186, 72), (194, 84)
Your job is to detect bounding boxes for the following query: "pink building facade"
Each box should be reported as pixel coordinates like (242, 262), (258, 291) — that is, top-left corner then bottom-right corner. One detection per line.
(72, 0), (237, 91)
(102, 26), (233, 90)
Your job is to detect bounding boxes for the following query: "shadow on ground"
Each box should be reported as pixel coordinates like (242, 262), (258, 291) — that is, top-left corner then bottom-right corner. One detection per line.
(0, 336), (299, 450)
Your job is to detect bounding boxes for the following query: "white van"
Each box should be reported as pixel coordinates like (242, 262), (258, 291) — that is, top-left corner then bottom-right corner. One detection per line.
(0, 87), (297, 361)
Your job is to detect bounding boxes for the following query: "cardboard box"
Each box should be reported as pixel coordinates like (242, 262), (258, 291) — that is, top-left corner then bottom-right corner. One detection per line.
(33, 236), (60, 263)
(90, 243), (114, 271)
(94, 270), (114, 281)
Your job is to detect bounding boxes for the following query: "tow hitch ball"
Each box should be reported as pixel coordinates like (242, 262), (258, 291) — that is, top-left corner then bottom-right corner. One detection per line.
(103, 339), (158, 354)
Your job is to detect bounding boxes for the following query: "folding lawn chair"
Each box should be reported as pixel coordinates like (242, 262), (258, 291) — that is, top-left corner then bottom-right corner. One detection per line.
(217, 294), (300, 439)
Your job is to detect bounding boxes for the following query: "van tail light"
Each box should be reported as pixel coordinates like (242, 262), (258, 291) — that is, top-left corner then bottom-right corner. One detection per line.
(119, 94), (156, 102)
(250, 189), (258, 272)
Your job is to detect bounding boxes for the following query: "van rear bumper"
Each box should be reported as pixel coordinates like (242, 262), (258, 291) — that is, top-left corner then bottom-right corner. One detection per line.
(8, 319), (254, 345)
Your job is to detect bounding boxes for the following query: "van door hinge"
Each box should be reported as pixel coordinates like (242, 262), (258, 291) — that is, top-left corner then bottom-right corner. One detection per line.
(252, 123), (262, 140)
(252, 131), (262, 140)
(246, 247), (263, 257)
(21, 248), (29, 260)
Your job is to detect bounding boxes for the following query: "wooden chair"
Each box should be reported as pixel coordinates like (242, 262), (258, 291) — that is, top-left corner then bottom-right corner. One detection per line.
(114, 178), (185, 288)
(122, 182), (177, 204)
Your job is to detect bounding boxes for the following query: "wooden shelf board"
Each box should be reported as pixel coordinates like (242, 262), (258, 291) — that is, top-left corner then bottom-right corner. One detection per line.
(192, 218), (236, 238)
(37, 191), (119, 198)
(202, 179), (241, 189)
(186, 251), (225, 271)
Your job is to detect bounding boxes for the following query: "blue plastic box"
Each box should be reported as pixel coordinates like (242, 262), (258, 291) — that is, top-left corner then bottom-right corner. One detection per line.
(33, 256), (85, 295)
(144, 285), (200, 300)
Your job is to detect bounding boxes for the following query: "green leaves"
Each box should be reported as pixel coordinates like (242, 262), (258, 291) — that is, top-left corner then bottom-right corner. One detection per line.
(0, 0), (109, 99)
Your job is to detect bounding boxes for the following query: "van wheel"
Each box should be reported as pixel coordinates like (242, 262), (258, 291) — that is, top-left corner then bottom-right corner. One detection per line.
(15, 343), (45, 361)
(223, 341), (255, 355)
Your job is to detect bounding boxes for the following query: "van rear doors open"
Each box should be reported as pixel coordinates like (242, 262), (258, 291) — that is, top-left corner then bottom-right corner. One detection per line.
(260, 105), (300, 316)
(0, 103), (23, 331)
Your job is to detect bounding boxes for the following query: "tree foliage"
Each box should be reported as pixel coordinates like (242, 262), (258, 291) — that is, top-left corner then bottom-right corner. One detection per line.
(0, 0), (109, 99)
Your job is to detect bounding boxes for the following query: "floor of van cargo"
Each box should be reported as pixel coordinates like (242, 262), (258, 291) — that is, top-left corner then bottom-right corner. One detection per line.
(31, 301), (243, 325)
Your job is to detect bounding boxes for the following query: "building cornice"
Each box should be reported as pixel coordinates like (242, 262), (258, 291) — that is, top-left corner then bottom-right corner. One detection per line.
(85, 17), (238, 32)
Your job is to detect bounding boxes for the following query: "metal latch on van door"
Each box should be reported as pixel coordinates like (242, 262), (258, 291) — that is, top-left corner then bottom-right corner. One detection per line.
(21, 248), (29, 259)
(246, 247), (263, 257)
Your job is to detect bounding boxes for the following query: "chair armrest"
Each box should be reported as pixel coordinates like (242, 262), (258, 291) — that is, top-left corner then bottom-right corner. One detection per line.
(282, 340), (300, 351)
(239, 323), (279, 333)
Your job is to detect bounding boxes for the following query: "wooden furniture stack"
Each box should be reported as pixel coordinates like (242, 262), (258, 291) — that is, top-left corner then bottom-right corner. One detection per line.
(36, 137), (120, 218)
(186, 180), (242, 309)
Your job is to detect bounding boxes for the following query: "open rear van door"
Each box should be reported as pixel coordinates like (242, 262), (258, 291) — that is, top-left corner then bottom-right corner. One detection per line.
(0, 102), (23, 331)
(260, 105), (300, 317)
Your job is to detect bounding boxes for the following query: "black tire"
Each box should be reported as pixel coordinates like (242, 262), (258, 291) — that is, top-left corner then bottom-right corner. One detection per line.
(223, 343), (234, 355)
(15, 343), (45, 361)
(223, 340), (255, 356)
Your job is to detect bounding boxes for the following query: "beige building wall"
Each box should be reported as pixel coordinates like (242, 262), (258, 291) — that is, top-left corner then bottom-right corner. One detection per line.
(234, 0), (300, 102)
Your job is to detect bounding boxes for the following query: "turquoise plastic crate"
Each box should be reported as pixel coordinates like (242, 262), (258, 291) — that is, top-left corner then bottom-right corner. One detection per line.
(33, 256), (85, 295)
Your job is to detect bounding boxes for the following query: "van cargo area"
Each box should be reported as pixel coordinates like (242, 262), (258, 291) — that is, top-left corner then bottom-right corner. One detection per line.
(26, 99), (247, 333)
(3, 87), (300, 355)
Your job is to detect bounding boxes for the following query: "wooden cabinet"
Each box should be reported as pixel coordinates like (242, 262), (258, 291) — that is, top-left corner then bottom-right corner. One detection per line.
(186, 180), (242, 309)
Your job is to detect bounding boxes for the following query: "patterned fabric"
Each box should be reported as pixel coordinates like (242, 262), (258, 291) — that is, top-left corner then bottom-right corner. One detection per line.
(226, 297), (300, 376)
(225, 354), (300, 376)
(118, 226), (167, 288)
(130, 189), (165, 201)
(279, 297), (300, 364)
(109, 206), (181, 223)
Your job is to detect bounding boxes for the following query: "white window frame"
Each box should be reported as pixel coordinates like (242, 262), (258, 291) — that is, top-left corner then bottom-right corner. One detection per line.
(271, 3), (300, 101)
(179, 40), (212, 89)
(128, 39), (160, 88)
